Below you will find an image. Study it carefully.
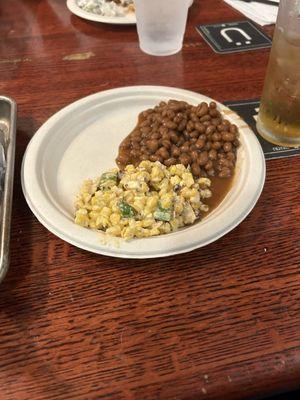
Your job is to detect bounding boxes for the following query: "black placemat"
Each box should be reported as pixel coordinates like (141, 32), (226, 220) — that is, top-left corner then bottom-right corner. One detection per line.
(196, 20), (272, 54)
(224, 99), (300, 159)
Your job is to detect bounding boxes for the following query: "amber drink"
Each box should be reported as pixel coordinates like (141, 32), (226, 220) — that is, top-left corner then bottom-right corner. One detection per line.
(257, 0), (300, 147)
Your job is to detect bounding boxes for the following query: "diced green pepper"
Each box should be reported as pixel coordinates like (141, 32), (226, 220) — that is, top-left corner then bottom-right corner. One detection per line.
(98, 172), (118, 189)
(118, 201), (137, 218)
(153, 209), (171, 222)
(153, 202), (172, 222)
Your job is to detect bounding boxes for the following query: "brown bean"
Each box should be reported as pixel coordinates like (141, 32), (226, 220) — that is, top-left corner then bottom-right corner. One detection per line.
(165, 120), (177, 129)
(211, 118), (221, 126)
(212, 132), (222, 141)
(146, 140), (159, 153)
(171, 145), (181, 157)
(190, 130), (199, 138)
(191, 150), (199, 161)
(204, 141), (212, 151)
(230, 124), (238, 134)
(186, 120), (194, 132)
(223, 142), (232, 152)
(177, 137), (185, 146)
(141, 126), (151, 135)
(204, 160), (213, 171)
(195, 138), (205, 149)
(218, 158), (231, 167)
(157, 147), (170, 159)
(212, 141), (222, 150)
(167, 110), (176, 120)
(179, 154), (191, 166)
(197, 103), (209, 117)
(200, 115), (211, 122)
(209, 108), (219, 117)
(169, 131), (179, 144)
(222, 132), (235, 142)
(140, 120), (150, 128)
(194, 122), (206, 133)
(130, 149), (140, 158)
(191, 162), (201, 176)
(174, 114), (183, 124)
(177, 119), (187, 131)
(149, 155), (159, 162)
(233, 138), (240, 147)
(151, 132), (160, 140)
(209, 101), (217, 109)
(119, 141), (130, 150)
(169, 103), (183, 112)
(206, 125), (216, 135)
(227, 152), (236, 161)
(159, 126), (168, 135)
(207, 168), (215, 177)
(142, 109), (153, 118)
(183, 130), (190, 141)
(161, 139), (171, 149)
(219, 167), (231, 178)
(131, 142), (140, 150)
(164, 157), (177, 166)
(180, 144), (190, 153)
(197, 151), (208, 166)
(208, 149), (217, 160)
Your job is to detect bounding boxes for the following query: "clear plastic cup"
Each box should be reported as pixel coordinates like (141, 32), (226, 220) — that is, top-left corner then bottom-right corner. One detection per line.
(256, 0), (300, 147)
(134, 0), (190, 56)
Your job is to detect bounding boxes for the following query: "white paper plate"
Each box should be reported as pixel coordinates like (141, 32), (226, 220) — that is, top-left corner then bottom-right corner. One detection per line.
(66, 0), (136, 24)
(22, 86), (265, 258)
(66, 0), (194, 25)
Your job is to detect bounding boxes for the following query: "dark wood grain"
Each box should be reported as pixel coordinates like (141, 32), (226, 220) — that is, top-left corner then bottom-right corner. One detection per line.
(0, 1), (299, 399)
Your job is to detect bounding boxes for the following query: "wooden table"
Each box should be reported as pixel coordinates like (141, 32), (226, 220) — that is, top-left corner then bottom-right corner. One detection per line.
(0, 1), (299, 399)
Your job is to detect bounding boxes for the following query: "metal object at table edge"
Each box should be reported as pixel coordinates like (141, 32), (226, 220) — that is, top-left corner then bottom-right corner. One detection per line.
(0, 95), (17, 284)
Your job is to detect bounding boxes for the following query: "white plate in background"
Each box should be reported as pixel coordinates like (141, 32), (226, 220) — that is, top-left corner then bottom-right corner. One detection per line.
(21, 86), (265, 258)
(66, 0), (194, 25)
(66, 0), (136, 24)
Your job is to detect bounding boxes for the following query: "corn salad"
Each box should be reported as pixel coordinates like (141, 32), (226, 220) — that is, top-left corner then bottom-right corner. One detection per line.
(74, 161), (212, 239)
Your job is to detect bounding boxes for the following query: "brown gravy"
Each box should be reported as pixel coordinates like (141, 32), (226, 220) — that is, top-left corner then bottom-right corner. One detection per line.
(205, 175), (233, 213)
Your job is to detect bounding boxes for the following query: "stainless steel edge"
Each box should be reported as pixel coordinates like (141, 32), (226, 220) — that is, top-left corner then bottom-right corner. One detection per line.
(0, 96), (17, 283)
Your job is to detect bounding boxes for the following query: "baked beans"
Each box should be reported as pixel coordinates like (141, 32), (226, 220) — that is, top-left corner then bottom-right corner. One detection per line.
(116, 100), (239, 178)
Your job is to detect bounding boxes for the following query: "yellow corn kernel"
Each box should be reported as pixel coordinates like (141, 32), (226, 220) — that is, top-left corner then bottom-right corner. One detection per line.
(110, 213), (121, 225)
(170, 175), (181, 186)
(151, 165), (164, 182)
(160, 193), (173, 209)
(96, 216), (109, 228)
(125, 164), (135, 173)
(100, 206), (112, 218)
(124, 191), (134, 203)
(174, 201), (184, 214)
(106, 226), (122, 236)
(147, 196), (158, 210)
(182, 172), (194, 188)
(142, 219), (154, 228)
(149, 228), (160, 236)
(89, 211), (101, 220)
(74, 213), (89, 227)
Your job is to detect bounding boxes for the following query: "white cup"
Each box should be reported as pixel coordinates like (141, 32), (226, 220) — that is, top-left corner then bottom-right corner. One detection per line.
(134, 0), (190, 56)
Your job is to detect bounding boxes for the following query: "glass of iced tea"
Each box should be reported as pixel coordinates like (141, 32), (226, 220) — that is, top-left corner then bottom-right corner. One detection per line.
(257, 0), (300, 148)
